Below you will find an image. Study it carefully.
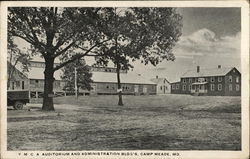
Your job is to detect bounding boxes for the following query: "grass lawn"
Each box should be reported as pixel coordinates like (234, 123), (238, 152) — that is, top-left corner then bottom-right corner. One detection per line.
(7, 94), (241, 150)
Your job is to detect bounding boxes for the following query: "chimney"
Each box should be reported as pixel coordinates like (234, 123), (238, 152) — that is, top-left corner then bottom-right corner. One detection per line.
(156, 75), (158, 79)
(197, 66), (200, 73)
(218, 65), (221, 69)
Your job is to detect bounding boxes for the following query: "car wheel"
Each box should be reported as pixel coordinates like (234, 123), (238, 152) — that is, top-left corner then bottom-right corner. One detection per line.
(13, 101), (24, 110)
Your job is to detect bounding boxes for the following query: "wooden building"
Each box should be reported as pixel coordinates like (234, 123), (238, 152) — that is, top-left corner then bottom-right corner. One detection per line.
(150, 76), (171, 94)
(8, 61), (157, 98)
(91, 67), (157, 95)
(8, 61), (67, 98)
(171, 66), (241, 96)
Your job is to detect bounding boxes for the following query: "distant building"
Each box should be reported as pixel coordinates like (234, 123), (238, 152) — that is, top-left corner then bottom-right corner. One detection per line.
(150, 76), (171, 94)
(90, 67), (156, 95)
(8, 60), (157, 98)
(171, 65), (241, 96)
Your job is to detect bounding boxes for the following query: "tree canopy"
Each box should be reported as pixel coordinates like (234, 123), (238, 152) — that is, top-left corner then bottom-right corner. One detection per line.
(8, 7), (182, 110)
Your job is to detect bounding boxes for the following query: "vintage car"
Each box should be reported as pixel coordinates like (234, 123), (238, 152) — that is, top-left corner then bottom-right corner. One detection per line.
(7, 90), (29, 110)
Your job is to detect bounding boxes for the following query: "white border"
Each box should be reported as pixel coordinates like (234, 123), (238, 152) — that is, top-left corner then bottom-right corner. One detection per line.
(0, 1), (249, 159)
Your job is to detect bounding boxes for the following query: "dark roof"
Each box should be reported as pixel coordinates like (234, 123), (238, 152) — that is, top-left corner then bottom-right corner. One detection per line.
(181, 67), (238, 78)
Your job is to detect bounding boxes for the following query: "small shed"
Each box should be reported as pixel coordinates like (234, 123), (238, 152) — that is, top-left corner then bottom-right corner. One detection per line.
(150, 76), (171, 94)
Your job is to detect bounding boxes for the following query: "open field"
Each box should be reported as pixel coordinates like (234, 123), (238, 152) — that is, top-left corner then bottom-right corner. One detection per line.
(7, 94), (241, 150)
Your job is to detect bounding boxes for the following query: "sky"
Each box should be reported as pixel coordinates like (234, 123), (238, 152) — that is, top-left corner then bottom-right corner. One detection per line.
(130, 7), (241, 82)
(13, 7), (241, 83)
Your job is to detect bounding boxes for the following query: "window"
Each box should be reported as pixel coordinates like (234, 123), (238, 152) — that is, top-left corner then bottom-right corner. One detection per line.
(22, 81), (25, 90)
(182, 85), (186, 91)
(106, 85), (109, 89)
(183, 79), (186, 83)
(229, 84), (233, 91)
(210, 84), (214, 91)
(176, 84), (179, 89)
(236, 76), (239, 83)
(195, 78), (199, 82)
(12, 81), (15, 90)
(30, 80), (35, 84)
(218, 84), (222, 91)
(16, 81), (20, 88)
(211, 77), (215, 82)
(218, 77), (222, 82)
(236, 84), (240, 91)
(229, 76), (232, 82)
(172, 85), (175, 90)
(189, 78), (192, 83)
(35, 80), (39, 84)
(160, 86), (162, 90)
(189, 85), (192, 91)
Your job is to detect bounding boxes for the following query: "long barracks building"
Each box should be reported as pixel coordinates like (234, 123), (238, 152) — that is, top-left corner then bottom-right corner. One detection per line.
(7, 60), (157, 98)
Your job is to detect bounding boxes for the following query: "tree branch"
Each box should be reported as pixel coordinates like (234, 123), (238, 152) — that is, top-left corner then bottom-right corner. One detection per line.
(9, 31), (46, 57)
(53, 39), (111, 71)
(53, 41), (76, 58)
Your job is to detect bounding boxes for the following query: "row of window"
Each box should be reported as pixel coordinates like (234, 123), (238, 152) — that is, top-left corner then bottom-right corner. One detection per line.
(105, 85), (132, 91)
(91, 67), (127, 73)
(182, 76), (240, 83)
(160, 86), (168, 90)
(10, 81), (25, 90)
(173, 84), (240, 92)
(30, 80), (62, 88)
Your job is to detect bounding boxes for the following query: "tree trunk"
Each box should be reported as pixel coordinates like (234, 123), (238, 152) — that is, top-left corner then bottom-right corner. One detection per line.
(42, 58), (55, 111)
(116, 63), (123, 106)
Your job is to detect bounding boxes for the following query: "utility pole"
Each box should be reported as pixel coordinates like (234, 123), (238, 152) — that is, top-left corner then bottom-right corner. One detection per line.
(75, 67), (78, 98)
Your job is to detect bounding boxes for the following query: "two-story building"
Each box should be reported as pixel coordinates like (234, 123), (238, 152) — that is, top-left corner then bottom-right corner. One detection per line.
(171, 65), (241, 96)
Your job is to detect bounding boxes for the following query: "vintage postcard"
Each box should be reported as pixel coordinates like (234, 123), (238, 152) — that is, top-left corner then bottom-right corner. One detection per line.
(0, 1), (249, 159)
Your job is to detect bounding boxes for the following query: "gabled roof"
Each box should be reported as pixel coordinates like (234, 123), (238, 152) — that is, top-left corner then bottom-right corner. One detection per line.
(92, 72), (156, 85)
(7, 62), (28, 80)
(150, 78), (170, 84)
(181, 67), (238, 78)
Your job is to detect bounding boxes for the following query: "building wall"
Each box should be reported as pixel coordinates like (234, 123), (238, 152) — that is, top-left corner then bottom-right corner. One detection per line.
(224, 68), (241, 96)
(171, 82), (181, 94)
(156, 80), (171, 94)
(8, 79), (29, 91)
(8, 66), (29, 91)
(91, 82), (156, 95)
(179, 76), (226, 96)
(206, 76), (226, 96)
(29, 79), (66, 92)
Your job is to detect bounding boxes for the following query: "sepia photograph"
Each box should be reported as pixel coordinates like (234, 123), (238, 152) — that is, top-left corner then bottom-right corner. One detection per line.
(0, 1), (249, 159)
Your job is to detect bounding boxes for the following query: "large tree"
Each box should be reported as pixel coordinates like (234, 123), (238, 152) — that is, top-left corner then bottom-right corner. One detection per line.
(92, 8), (182, 105)
(8, 7), (109, 110)
(8, 7), (182, 109)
